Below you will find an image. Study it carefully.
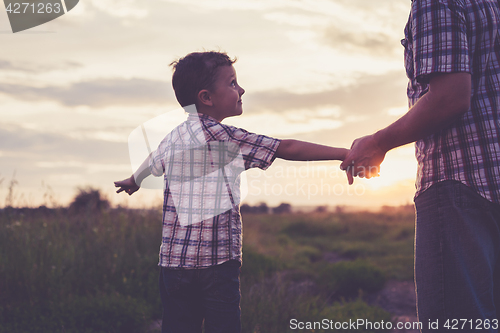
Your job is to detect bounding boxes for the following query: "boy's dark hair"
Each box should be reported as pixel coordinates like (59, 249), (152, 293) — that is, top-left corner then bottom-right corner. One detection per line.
(170, 51), (236, 110)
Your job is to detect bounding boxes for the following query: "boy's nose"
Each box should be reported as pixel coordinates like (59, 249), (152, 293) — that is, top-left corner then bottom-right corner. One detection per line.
(239, 87), (245, 96)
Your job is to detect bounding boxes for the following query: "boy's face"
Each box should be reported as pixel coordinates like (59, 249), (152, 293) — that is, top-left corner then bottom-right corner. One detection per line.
(209, 65), (245, 121)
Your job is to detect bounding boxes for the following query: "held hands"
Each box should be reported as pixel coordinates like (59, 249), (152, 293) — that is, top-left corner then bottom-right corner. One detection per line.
(114, 176), (140, 196)
(340, 134), (387, 185)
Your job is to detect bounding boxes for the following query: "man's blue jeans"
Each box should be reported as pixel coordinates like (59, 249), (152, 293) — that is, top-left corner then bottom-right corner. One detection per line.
(159, 259), (241, 333)
(414, 180), (500, 332)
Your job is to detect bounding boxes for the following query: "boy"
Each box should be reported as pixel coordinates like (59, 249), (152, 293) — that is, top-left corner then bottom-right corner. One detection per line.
(114, 51), (347, 333)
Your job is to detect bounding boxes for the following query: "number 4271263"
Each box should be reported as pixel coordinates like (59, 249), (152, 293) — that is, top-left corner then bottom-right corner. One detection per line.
(6, 2), (62, 14)
(444, 319), (499, 330)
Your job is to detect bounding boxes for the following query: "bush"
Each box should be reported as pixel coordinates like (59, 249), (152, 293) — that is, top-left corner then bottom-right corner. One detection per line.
(69, 187), (110, 214)
(241, 247), (282, 283)
(317, 260), (386, 298)
(294, 246), (323, 264)
(240, 203), (269, 214)
(282, 221), (345, 238)
(272, 203), (292, 214)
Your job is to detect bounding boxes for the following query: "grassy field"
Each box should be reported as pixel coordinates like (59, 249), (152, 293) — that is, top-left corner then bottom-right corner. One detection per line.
(0, 201), (415, 333)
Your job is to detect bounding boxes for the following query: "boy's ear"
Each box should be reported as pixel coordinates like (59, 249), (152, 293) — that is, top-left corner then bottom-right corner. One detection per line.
(197, 89), (213, 107)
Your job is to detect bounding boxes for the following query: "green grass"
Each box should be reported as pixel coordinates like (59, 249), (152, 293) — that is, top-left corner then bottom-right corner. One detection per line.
(0, 206), (415, 332)
(243, 210), (415, 280)
(0, 207), (162, 333)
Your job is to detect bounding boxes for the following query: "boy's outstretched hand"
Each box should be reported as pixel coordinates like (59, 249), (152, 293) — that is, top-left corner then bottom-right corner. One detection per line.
(114, 176), (140, 196)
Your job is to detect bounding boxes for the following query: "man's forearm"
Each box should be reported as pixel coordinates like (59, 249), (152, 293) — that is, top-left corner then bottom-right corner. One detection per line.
(374, 73), (471, 152)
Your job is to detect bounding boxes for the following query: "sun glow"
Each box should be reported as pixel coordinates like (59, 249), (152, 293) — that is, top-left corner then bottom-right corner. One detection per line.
(363, 145), (417, 191)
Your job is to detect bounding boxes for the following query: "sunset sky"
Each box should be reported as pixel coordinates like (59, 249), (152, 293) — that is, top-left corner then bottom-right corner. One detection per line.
(0, 0), (416, 209)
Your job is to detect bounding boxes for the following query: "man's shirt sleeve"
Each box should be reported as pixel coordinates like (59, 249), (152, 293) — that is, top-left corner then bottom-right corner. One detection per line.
(411, 0), (470, 83)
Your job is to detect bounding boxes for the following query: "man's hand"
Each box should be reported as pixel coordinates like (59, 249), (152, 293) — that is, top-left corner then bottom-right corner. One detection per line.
(340, 134), (387, 185)
(114, 176), (140, 196)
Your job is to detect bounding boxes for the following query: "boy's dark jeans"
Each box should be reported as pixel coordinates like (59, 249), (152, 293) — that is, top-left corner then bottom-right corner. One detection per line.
(159, 259), (241, 333)
(415, 180), (500, 332)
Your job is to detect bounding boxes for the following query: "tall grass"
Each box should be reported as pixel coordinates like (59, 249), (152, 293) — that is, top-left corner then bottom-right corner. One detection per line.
(0, 205), (414, 332)
(0, 207), (162, 333)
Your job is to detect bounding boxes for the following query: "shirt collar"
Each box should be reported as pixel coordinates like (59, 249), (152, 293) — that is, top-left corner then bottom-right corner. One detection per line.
(187, 112), (220, 123)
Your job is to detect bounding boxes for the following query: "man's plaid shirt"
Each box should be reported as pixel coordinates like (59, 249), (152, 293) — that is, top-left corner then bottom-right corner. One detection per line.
(403, 0), (500, 203)
(149, 113), (280, 268)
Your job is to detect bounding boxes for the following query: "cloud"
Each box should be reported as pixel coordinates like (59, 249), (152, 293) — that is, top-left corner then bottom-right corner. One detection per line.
(87, 0), (149, 19)
(159, 0), (299, 12)
(0, 59), (83, 73)
(0, 78), (171, 107)
(0, 124), (134, 206)
(324, 29), (399, 55)
(246, 71), (408, 116)
(0, 71), (408, 113)
(319, 1), (409, 55)
(0, 124), (127, 163)
(236, 70), (411, 148)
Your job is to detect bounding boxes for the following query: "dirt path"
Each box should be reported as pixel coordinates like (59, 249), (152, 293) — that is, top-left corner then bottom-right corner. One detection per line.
(367, 280), (420, 333)
(324, 252), (420, 332)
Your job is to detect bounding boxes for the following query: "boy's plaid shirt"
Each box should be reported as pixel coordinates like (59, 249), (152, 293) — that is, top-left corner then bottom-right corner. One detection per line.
(403, 0), (500, 203)
(149, 113), (280, 268)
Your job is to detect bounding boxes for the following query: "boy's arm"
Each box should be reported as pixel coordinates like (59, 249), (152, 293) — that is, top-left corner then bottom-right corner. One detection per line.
(275, 139), (348, 161)
(114, 153), (153, 195)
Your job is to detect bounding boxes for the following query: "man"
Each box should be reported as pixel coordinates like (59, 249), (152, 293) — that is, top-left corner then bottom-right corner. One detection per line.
(341, 0), (500, 330)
